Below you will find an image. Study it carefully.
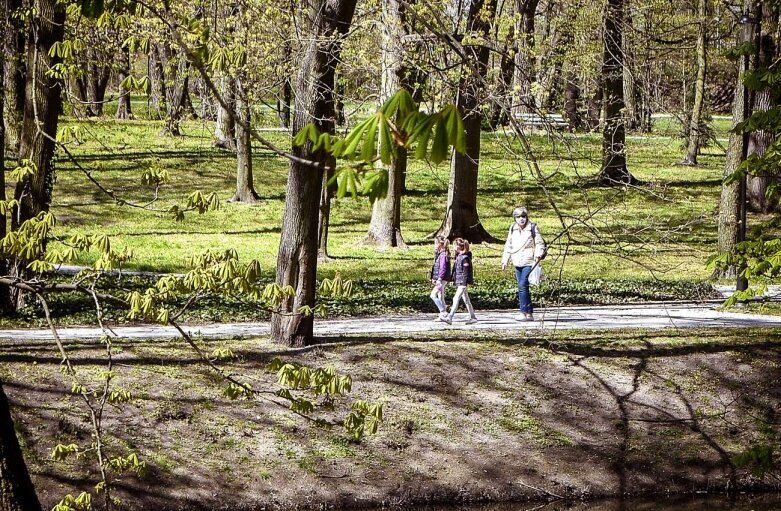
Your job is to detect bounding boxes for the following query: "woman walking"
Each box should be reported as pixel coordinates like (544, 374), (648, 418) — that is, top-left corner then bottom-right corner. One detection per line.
(501, 207), (546, 321)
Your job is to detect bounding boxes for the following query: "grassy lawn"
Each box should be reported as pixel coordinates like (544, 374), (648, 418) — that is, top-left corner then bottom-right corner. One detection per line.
(6, 108), (771, 324)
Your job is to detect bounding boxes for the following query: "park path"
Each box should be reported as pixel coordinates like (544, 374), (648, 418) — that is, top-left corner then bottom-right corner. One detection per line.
(1, 302), (781, 342)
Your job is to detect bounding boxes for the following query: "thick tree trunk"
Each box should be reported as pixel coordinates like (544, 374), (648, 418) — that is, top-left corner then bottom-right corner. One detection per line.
(116, 47), (133, 120)
(0, 4), (13, 314)
(3, 0), (25, 156)
(746, 5), (779, 213)
(13, 0), (64, 229)
(435, 0), (500, 243)
(0, 381), (42, 511)
(214, 75), (236, 150)
(511, 0), (539, 116)
(157, 42), (189, 136)
(597, 0), (636, 185)
(230, 80), (259, 204)
(564, 70), (582, 132)
(364, 0), (411, 249)
(86, 57), (110, 117)
(271, 0), (358, 347)
(681, 0), (708, 166)
(716, 2), (757, 278)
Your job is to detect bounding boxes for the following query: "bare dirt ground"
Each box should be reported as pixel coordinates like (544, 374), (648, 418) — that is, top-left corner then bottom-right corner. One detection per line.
(3, 328), (780, 510)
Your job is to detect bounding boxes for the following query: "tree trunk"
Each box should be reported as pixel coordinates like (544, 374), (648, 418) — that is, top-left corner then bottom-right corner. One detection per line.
(116, 47), (133, 120)
(0, 381), (42, 511)
(86, 54), (110, 117)
(13, 0), (65, 229)
(278, 77), (292, 130)
(0, 4), (13, 315)
(214, 75), (236, 150)
(716, 0), (758, 278)
(3, 0), (25, 156)
(597, 0), (636, 185)
(157, 42), (188, 136)
(364, 0), (411, 249)
(746, 5), (779, 213)
(586, 75), (602, 131)
(511, 0), (539, 116)
(564, 70), (582, 132)
(489, 24), (514, 129)
(622, 10), (638, 131)
(230, 79), (259, 204)
(271, 0), (358, 347)
(317, 168), (335, 259)
(681, 0), (707, 166)
(435, 0), (500, 243)
(149, 47), (166, 120)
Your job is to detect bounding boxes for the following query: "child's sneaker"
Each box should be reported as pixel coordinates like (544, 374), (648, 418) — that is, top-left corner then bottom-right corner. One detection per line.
(440, 315), (452, 325)
(465, 317), (478, 325)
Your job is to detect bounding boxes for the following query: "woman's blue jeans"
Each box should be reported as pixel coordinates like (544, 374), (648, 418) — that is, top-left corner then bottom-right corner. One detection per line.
(515, 265), (533, 313)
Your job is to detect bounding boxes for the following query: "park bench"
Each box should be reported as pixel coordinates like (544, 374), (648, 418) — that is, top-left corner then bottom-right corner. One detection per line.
(512, 112), (569, 130)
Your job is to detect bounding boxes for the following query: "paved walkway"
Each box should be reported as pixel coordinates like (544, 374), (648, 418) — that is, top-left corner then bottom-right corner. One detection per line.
(2, 303), (781, 342)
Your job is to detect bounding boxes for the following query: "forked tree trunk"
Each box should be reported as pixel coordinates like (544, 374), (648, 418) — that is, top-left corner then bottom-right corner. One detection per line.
(3, 0), (25, 156)
(681, 0), (707, 166)
(512, 0), (539, 116)
(271, 0), (358, 347)
(716, 0), (757, 278)
(747, 5), (779, 213)
(435, 0), (500, 243)
(116, 47), (133, 119)
(597, 0), (636, 185)
(364, 0), (412, 249)
(0, 381), (42, 511)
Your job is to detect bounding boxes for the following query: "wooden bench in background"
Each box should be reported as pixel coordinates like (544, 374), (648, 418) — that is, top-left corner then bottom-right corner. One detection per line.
(512, 112), (569, 130)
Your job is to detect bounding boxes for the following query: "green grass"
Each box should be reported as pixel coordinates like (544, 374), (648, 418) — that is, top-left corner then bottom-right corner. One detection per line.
(8, 109), (771, 324)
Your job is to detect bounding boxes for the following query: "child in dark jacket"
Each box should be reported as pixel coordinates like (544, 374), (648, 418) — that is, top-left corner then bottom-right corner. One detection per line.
(430, 236), (451, 318)
(441, 238), (477, 325)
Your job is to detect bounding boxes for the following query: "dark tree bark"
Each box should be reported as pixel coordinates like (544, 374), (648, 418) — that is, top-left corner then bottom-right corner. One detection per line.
(0, 381), (42, 511)
(13, 0), (65, 230)
(116, 47), (133, 119)
(716, 0), (759, 278)
(214, 75), (237, 150)
(271, 0), (358, 347)
(586, 75), (603, 131)
(511, 0), (539, 116)
(229, 78), (259, 204)
(278, 76), (292, 129)
(747, 4), (780, 213)
(681, 0), (708, 166)
(3, 0), (25, 156)
(489, 24), (515, 129)
(435, 0), (500, 243)
(149, 46), (166, 120)
(597, 0), (636, 185)
(364, 0), (413, 248)
(563, 70), (582, 132)
(0, 1), (13, 314)
(156, 42), (190, 136)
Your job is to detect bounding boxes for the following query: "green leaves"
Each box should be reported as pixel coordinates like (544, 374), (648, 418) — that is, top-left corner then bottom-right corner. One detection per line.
(292, 90), (466, 201)
(52, 492), (92, 511)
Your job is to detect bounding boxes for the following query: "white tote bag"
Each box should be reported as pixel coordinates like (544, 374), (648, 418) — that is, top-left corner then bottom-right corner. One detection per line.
(528, 264), (544, 286)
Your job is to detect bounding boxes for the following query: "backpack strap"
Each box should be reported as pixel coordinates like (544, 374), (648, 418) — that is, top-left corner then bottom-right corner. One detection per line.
(531, 223), (536, 239)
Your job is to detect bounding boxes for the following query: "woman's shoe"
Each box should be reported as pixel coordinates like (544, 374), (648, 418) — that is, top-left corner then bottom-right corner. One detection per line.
(465, 317), (478, 325)
(524, 313), (534, 321)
